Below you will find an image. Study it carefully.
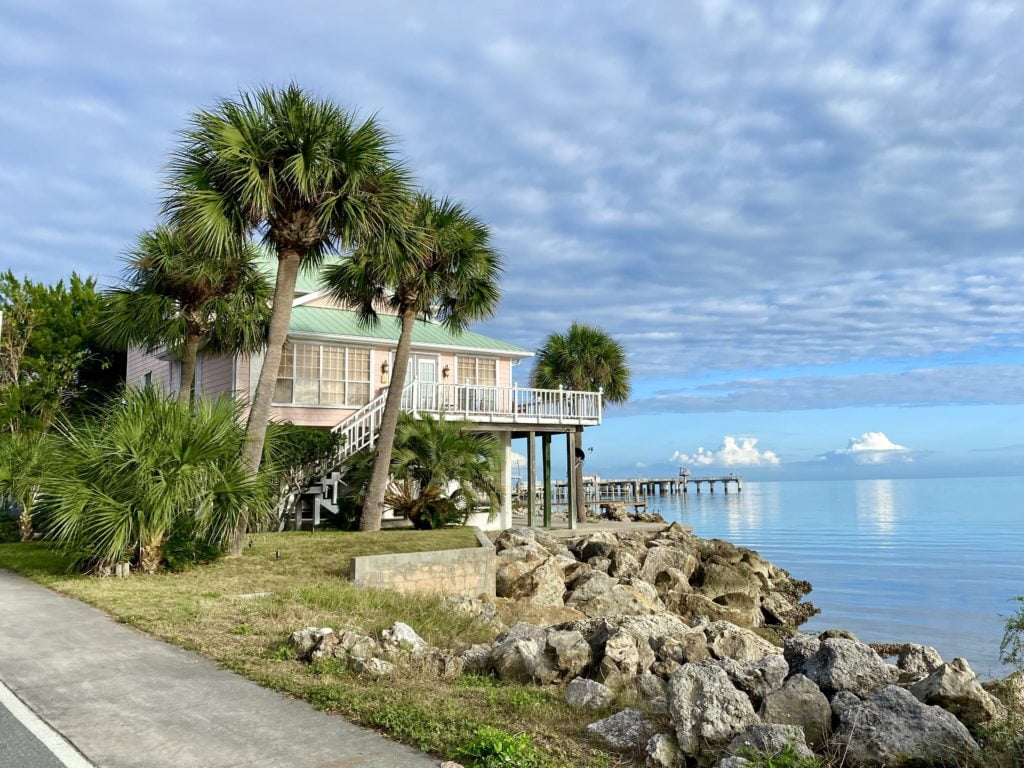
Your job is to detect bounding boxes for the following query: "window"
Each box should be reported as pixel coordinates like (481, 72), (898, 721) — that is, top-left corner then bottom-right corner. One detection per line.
(457, 356), (498, 387)
(274, 343), (372, 406)
(142, 371), (153, 389)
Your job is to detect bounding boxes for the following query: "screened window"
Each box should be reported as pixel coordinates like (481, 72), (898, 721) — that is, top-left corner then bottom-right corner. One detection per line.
(456, 356), (498, 386)
(274, 343), (372, 406)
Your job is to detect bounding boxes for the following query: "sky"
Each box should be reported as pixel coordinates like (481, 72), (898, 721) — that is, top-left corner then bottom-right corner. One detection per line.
(2, 0), (1023, 480)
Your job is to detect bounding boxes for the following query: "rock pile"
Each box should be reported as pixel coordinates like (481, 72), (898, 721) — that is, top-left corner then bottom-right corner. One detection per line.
(493, 525), (818, 630)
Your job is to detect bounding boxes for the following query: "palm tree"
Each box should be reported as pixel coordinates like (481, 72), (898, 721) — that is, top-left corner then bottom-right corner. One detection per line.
(100, 226), (271, 405)
(323, 194), (501, 531)
(163, 84), (410, 487)
(531, 323), (631, 523)
(0, 430), (50, 540)
(43, 388), (270, 573)
(342, 413), (501, 530)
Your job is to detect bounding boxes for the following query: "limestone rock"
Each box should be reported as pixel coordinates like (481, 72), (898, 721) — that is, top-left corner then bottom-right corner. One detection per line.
(565, 677), (616, 710)
(579, 532), (619, 562)
(587, 708), (660, 751)
(783, 633), (820, 675)
(350, 657), (395, 678)
(802, 638), (899, 697)
(380, 621), (426, 652)
(645, 733), (682, 768)
(493, 527), (538, 551)
(566, 570), (618, 603)
(410, 649), (464, 680)
(704, 621), (778, 663)
(830, 690), (861, 720)
(819, 628), (859, 642)
(759, 674), (832, 749)
(668, 663), (759, 755)
(569, 582), (663, 618)
(715, 759), (751, 768)
(496, 556), (565, 606)
(492, 638), (554, 684)
(318, 629), (378, 663)
(459, 643), (493, 675)
(896, 643), (944, 683)
(657, 627), (711, 665)
(546, 629), (592, 678)
(909, 657), (1007, 728)
(726, 723), (813, 759)
(288, 626), (333, 660)
(834, 685), (979, 768)
(714, 654), (788, 707)
(641, 546), (699, 584)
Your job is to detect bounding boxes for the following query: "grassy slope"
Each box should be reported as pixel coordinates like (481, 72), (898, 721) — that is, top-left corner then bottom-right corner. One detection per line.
(0, 530), (624, 768)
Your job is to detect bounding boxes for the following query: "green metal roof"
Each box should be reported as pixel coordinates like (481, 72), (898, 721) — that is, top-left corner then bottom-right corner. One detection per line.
(289, 305), (531, 355)
(254, 251), (344, 295)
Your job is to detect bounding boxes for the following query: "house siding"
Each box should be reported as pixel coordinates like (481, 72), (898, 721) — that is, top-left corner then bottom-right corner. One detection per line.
(199, 354), (234, 398)
(126, 346), (173, 394)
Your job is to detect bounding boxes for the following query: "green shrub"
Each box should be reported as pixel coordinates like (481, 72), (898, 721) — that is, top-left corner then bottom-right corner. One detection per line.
(162, 522), (224, 571)
(41, 388), (271, 573)
(0, 518), (19, 543)
(457, 727), (544, 768)
(264, 423), (345, 528)
(1000, 595), (1024, 668)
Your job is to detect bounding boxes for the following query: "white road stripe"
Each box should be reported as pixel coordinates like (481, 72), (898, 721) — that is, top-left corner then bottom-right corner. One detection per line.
(0, 680), (94, 768)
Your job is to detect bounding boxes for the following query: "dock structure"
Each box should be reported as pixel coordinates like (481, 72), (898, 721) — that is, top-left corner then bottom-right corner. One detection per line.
(552, 473), (742, 501)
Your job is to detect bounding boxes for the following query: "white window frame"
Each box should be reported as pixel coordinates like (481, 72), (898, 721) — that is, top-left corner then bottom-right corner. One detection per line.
(272, 341), (372, 408)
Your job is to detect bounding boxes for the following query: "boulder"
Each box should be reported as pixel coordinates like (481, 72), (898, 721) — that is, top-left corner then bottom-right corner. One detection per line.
(645, 733), (682, 768)
(589, 556), (613, 573)
(586, 708), (660, 751)
(819, 628), (859, 642)
(713, 654), (788, 707)
(726, 723), (813, 759)
(696, 561), (759, 600)
(579, 532), (619, 562)
(380, 621), (426, 652)
(678, 593), (762, 628)
(704, 621), (778, 663)
(834, 686), (979, 768)
(759, 674), (831, 750)
(459, 643), (493, 675)
(492, 637), (556, 684)
(641, 546), (699, 584)
(830, 690), (861, 720)
(288, 626), (333, 660)
(546, 629), (592, 678)
(496, 556), (565, 606)
(909, 657), (1007, 728)
(317, 628), (378, 663)
(896, 643), (944, 683)
(494, 599), (585, 628)
(783, 633), (820, 675)
(410, 649), (464, 680)
(596, 628), (654, 688)
(802, 638), (899, 697)
(565, 677), (616, 710)
(715, 759), (751, 768)
(569, 582), (664, 618)
(493, 527), (538, 551)
(656, 627), (711, 665)
(566, 570), (618, 603)
(667, 663), (759, 755)
(349, 657), (395, 678)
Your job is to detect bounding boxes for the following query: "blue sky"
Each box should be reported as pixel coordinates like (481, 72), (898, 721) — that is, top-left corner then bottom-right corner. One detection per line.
(3, 1), (1023, 479)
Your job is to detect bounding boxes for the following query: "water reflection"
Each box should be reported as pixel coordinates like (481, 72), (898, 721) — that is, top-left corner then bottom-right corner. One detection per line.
(855, 479), (897, 538)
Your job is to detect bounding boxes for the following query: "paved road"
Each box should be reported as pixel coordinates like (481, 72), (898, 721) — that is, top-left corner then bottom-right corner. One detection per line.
(0, 698), (67, 768)
(0, 569), (438, 768)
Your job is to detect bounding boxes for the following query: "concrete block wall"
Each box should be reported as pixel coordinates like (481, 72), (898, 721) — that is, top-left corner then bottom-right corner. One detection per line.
(349, 528), (496, 598)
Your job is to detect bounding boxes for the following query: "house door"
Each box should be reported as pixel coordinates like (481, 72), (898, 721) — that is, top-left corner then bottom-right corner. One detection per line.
(402, 355), (438, 411)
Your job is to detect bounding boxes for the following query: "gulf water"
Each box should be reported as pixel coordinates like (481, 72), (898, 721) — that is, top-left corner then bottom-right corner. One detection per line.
(641, 476), (1024, 676)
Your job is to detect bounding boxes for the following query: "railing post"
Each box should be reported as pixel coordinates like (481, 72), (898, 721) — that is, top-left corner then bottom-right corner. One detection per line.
(513, 382), (518, 421)
(558, 384), (564, 422)
(598, 386), (604, 423)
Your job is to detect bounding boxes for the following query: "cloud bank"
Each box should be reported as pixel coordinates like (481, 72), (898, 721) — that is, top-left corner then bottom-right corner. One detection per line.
(671, 436), (780, 467)
(822, 431), (912, 464)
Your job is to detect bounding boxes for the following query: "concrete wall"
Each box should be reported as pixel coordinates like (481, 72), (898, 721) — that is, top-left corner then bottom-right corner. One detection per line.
(349, 528), (496, 598)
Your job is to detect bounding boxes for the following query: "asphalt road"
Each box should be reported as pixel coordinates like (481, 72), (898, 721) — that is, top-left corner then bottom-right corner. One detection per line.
(0, 698), (67, 768)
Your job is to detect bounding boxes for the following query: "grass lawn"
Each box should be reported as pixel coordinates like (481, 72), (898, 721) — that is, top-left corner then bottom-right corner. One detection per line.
(0, 530), (625, 768)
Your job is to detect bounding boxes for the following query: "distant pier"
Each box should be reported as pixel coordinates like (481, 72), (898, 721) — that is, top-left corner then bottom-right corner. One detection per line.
(552, 472), (742, 501)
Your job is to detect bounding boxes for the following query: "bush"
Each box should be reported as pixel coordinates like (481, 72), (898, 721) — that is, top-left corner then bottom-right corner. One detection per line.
(1000, 595), (1024, 668)
(264, 423), (345, 528)
(41, 388), (271, 573)
(456, 727), (544, 768)
(0, 518), (19, 543)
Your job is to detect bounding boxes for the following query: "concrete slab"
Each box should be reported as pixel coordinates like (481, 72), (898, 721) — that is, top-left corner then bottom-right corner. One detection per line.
(0, 569), (438, 768)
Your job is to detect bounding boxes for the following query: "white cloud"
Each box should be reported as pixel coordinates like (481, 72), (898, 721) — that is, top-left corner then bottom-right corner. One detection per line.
(824, 431), (912, 464)
(671, 436), (781, 467)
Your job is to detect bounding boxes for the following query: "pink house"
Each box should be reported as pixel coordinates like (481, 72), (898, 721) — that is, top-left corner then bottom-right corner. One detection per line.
(126, 262), (602, 530)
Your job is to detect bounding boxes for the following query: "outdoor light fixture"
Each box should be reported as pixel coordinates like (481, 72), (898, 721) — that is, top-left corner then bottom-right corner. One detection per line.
(442, 364), (451, 379)
(380, 360), (390, 384)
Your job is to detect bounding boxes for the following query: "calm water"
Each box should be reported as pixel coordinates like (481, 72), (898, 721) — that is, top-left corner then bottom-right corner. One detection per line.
(640, 476), (1024, 676)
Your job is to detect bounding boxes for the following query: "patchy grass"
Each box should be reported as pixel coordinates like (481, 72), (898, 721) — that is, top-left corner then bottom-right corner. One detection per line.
(0, 530), (621, 768)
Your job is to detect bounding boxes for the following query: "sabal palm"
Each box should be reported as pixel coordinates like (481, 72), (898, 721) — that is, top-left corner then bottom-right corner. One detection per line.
(0, 430), (50, 540)
(163, 84), (410, 484)
(43, 388), (270, 573)
(101, 226), (271, 405)
(323, 194), (501, 531)
(343, 413), (501, 530)
(532, 323), (631, 522)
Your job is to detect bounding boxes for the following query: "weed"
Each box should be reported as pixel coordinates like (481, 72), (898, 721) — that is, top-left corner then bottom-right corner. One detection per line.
(457, 727), (544, 768)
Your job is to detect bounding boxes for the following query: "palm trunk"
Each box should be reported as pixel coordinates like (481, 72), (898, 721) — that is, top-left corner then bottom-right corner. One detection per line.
(18, 506), (32, 541)
(360, 307), (416, 531)
(574, 430), (587, 524)
(178, 332), (200, 406)
(139, 534), (165, 575)
(231, 248), (301, 555)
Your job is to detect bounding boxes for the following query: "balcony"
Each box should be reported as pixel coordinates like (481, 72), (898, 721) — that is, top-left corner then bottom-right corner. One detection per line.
(400, 382), (602, 426)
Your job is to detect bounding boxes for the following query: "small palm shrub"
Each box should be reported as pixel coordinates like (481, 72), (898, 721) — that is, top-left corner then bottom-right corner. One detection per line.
(42, 388), (271, 573)
(343, 413), (500, 530)
(0, 429), (50, 540)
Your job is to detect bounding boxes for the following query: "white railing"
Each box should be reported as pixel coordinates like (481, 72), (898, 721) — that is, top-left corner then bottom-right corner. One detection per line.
(329, 381), (602, 464)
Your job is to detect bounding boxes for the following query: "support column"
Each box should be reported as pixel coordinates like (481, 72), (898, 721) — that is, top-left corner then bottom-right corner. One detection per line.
(526, 431), (536, 527)
(542, 434), (553, 527)
(574, 427), (586, 525)
(499, 431), (513, 529)
(565, 432), (576, 530)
